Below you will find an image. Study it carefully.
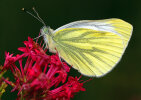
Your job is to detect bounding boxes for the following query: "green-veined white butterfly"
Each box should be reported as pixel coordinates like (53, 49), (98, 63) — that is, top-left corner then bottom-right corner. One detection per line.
(40, 18), (133, 77)
(24, 8), (133, 77)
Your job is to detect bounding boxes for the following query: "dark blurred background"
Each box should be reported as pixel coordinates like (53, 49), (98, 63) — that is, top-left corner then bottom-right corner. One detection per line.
(0, 0), (140, 100)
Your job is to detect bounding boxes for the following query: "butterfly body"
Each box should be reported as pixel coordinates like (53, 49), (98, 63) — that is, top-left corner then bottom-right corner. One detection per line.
(41, 18), (133, 77)
(41, 26), (57, 53)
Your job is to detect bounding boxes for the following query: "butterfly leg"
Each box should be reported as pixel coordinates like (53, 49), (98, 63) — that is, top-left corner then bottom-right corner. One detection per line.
(55, 48), (68, 72)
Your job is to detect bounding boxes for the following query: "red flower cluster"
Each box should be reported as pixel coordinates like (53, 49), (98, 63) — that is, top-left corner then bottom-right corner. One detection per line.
(2, 37), (86, 100)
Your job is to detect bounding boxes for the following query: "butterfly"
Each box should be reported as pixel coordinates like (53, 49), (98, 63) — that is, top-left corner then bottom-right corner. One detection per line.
(39, 18), (133, 77)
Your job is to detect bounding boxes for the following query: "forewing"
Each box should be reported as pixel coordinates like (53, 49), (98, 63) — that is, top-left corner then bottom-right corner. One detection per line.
(54, 18), (133, 48)
(53, 28), (126, 77)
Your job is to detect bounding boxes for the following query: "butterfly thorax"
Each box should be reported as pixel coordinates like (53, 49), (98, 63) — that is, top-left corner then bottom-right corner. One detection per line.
(41, 26), (57, 53)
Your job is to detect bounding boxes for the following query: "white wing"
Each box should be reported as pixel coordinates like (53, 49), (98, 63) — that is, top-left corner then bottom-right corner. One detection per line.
(52, 18), (133, 77)
(54, 18), (133, 50)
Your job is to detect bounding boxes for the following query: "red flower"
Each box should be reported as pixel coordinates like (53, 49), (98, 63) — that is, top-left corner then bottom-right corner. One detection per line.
(2, 37), (87, 100)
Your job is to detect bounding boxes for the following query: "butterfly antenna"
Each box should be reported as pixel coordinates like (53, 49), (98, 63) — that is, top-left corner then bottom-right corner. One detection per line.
(22, 8), (45, 26)
(32, 7), (46, 26)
